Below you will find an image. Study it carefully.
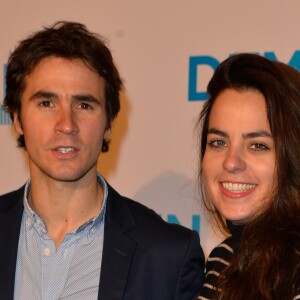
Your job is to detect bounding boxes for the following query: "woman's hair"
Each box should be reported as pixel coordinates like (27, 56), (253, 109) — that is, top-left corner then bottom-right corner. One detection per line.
(3, 21), (123, 152)
(198, 53), (300, 299)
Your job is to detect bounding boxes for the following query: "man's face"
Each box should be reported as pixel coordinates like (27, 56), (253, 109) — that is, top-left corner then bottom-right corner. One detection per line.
(14, 56), (110, 183)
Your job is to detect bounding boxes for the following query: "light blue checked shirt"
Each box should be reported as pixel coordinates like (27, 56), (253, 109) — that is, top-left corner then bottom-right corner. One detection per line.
(14, 175), (108, 300)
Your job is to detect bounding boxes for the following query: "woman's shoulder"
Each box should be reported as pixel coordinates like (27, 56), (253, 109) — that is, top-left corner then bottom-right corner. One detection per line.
(206, 236), (234, 272)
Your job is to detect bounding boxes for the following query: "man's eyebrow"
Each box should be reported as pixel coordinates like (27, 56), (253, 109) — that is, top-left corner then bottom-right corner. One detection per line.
(72, 94), (101, 104)
(29, 91), (102, 105)
(30, 90), (57, 101)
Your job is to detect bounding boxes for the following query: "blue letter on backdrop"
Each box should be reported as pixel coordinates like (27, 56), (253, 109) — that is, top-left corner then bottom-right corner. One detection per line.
(264, 50), (300, 71)
(188, 56), (219, 101)
(0, 64), (11, 125)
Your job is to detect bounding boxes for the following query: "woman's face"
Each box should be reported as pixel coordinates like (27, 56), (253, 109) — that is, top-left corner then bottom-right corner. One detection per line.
(202, 88), (276, 224)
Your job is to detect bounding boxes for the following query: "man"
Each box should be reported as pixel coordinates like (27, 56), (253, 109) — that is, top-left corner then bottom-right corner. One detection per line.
(0, 21), (204, 299)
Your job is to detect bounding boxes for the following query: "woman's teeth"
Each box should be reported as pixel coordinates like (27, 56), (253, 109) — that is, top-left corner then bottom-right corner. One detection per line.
(222, 182), (256, 193)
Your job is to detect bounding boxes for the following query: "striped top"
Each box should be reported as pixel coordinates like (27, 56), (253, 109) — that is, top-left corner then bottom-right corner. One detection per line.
(197, 222), (242, 300)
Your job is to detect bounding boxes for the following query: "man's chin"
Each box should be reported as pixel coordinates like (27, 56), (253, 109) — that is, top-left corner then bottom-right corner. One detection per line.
(45, 169), (95, 183)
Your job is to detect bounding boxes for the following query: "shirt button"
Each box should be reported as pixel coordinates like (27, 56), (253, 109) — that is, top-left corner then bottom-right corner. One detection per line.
(43, 248), (51, 256)
(26, 217), (32, 227)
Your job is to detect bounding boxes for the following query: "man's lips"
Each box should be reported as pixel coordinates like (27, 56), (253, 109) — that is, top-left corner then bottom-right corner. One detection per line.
(51, 146), (79, 158)
(56, 147), (76, 153)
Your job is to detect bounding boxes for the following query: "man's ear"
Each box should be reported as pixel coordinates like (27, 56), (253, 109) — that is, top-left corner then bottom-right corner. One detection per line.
(104, 127), (111, 139)
(13, 112), (23, 135)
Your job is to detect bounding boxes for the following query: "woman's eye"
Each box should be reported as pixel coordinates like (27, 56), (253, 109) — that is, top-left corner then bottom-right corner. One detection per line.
(249, 143), (269, 151)
(208, 139), (226, 148)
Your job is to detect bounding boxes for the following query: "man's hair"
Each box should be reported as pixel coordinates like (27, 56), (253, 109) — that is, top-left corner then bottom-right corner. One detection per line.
(3, 21), (123, 152)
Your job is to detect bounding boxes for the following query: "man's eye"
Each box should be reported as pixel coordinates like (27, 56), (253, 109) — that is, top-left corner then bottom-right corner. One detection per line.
(249, 143), (270, 151)
(208, 139), (226, 148)
(39, 101), (53, 107)
(79, 103), (92, 109)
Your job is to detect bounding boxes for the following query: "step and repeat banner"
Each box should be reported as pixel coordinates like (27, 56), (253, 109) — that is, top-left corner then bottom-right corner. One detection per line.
(1, 0), (300, 257)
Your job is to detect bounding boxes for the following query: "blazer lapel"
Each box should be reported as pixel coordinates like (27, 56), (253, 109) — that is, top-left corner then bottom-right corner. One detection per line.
(98, 184), (137, 300)
(0, 187), (24, 299)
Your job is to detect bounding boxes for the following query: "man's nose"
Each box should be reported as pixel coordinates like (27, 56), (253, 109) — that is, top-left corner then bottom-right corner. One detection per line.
(54, 108), (79, 135)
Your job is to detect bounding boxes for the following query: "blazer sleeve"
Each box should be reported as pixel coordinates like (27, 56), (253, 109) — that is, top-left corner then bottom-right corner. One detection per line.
(175, 230), (205, 300)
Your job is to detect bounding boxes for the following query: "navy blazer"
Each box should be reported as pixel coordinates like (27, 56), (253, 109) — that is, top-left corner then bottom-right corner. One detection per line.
(0, 183), (205, 299)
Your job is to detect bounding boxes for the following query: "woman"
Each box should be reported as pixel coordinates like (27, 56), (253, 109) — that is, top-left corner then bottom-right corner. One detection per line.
(197, 53), (300, 300)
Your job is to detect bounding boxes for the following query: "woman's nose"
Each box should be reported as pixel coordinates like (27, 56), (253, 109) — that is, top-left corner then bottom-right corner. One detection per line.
(222, 148), (246, 173)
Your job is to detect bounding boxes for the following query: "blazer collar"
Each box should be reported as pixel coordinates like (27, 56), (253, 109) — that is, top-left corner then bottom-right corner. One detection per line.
(98, 183), (137, 300)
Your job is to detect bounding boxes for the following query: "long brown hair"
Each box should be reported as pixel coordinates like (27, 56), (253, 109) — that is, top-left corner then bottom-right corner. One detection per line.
(198, 53), (300, 299)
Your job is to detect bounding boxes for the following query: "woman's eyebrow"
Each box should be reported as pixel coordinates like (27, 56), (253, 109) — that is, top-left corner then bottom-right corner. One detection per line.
(242, 131), (273, 139)
(207, 128), (273, 139)
(207, 128), (228, 138)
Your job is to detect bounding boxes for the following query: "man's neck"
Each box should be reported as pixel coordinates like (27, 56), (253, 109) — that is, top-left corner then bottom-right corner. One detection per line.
(28, 174), (103, 248)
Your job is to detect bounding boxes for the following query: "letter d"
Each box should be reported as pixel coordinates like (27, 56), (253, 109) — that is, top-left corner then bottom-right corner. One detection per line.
(188, 56), (219, 101)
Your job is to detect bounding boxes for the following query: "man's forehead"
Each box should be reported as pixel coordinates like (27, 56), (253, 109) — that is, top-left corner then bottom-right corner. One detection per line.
(27, 56), (101, 78)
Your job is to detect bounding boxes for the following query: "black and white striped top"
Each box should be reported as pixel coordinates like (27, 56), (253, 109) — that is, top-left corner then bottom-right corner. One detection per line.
(197, 222), (242, 300)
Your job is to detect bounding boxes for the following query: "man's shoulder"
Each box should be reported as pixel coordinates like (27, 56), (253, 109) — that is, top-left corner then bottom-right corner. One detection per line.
(106, 183), (197, 241)
(0, 186), (24, 212)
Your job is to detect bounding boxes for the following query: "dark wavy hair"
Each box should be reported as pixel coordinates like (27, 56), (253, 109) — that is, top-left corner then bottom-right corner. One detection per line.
(198, 53), (300, 299)
(2, 21), (123, 152)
